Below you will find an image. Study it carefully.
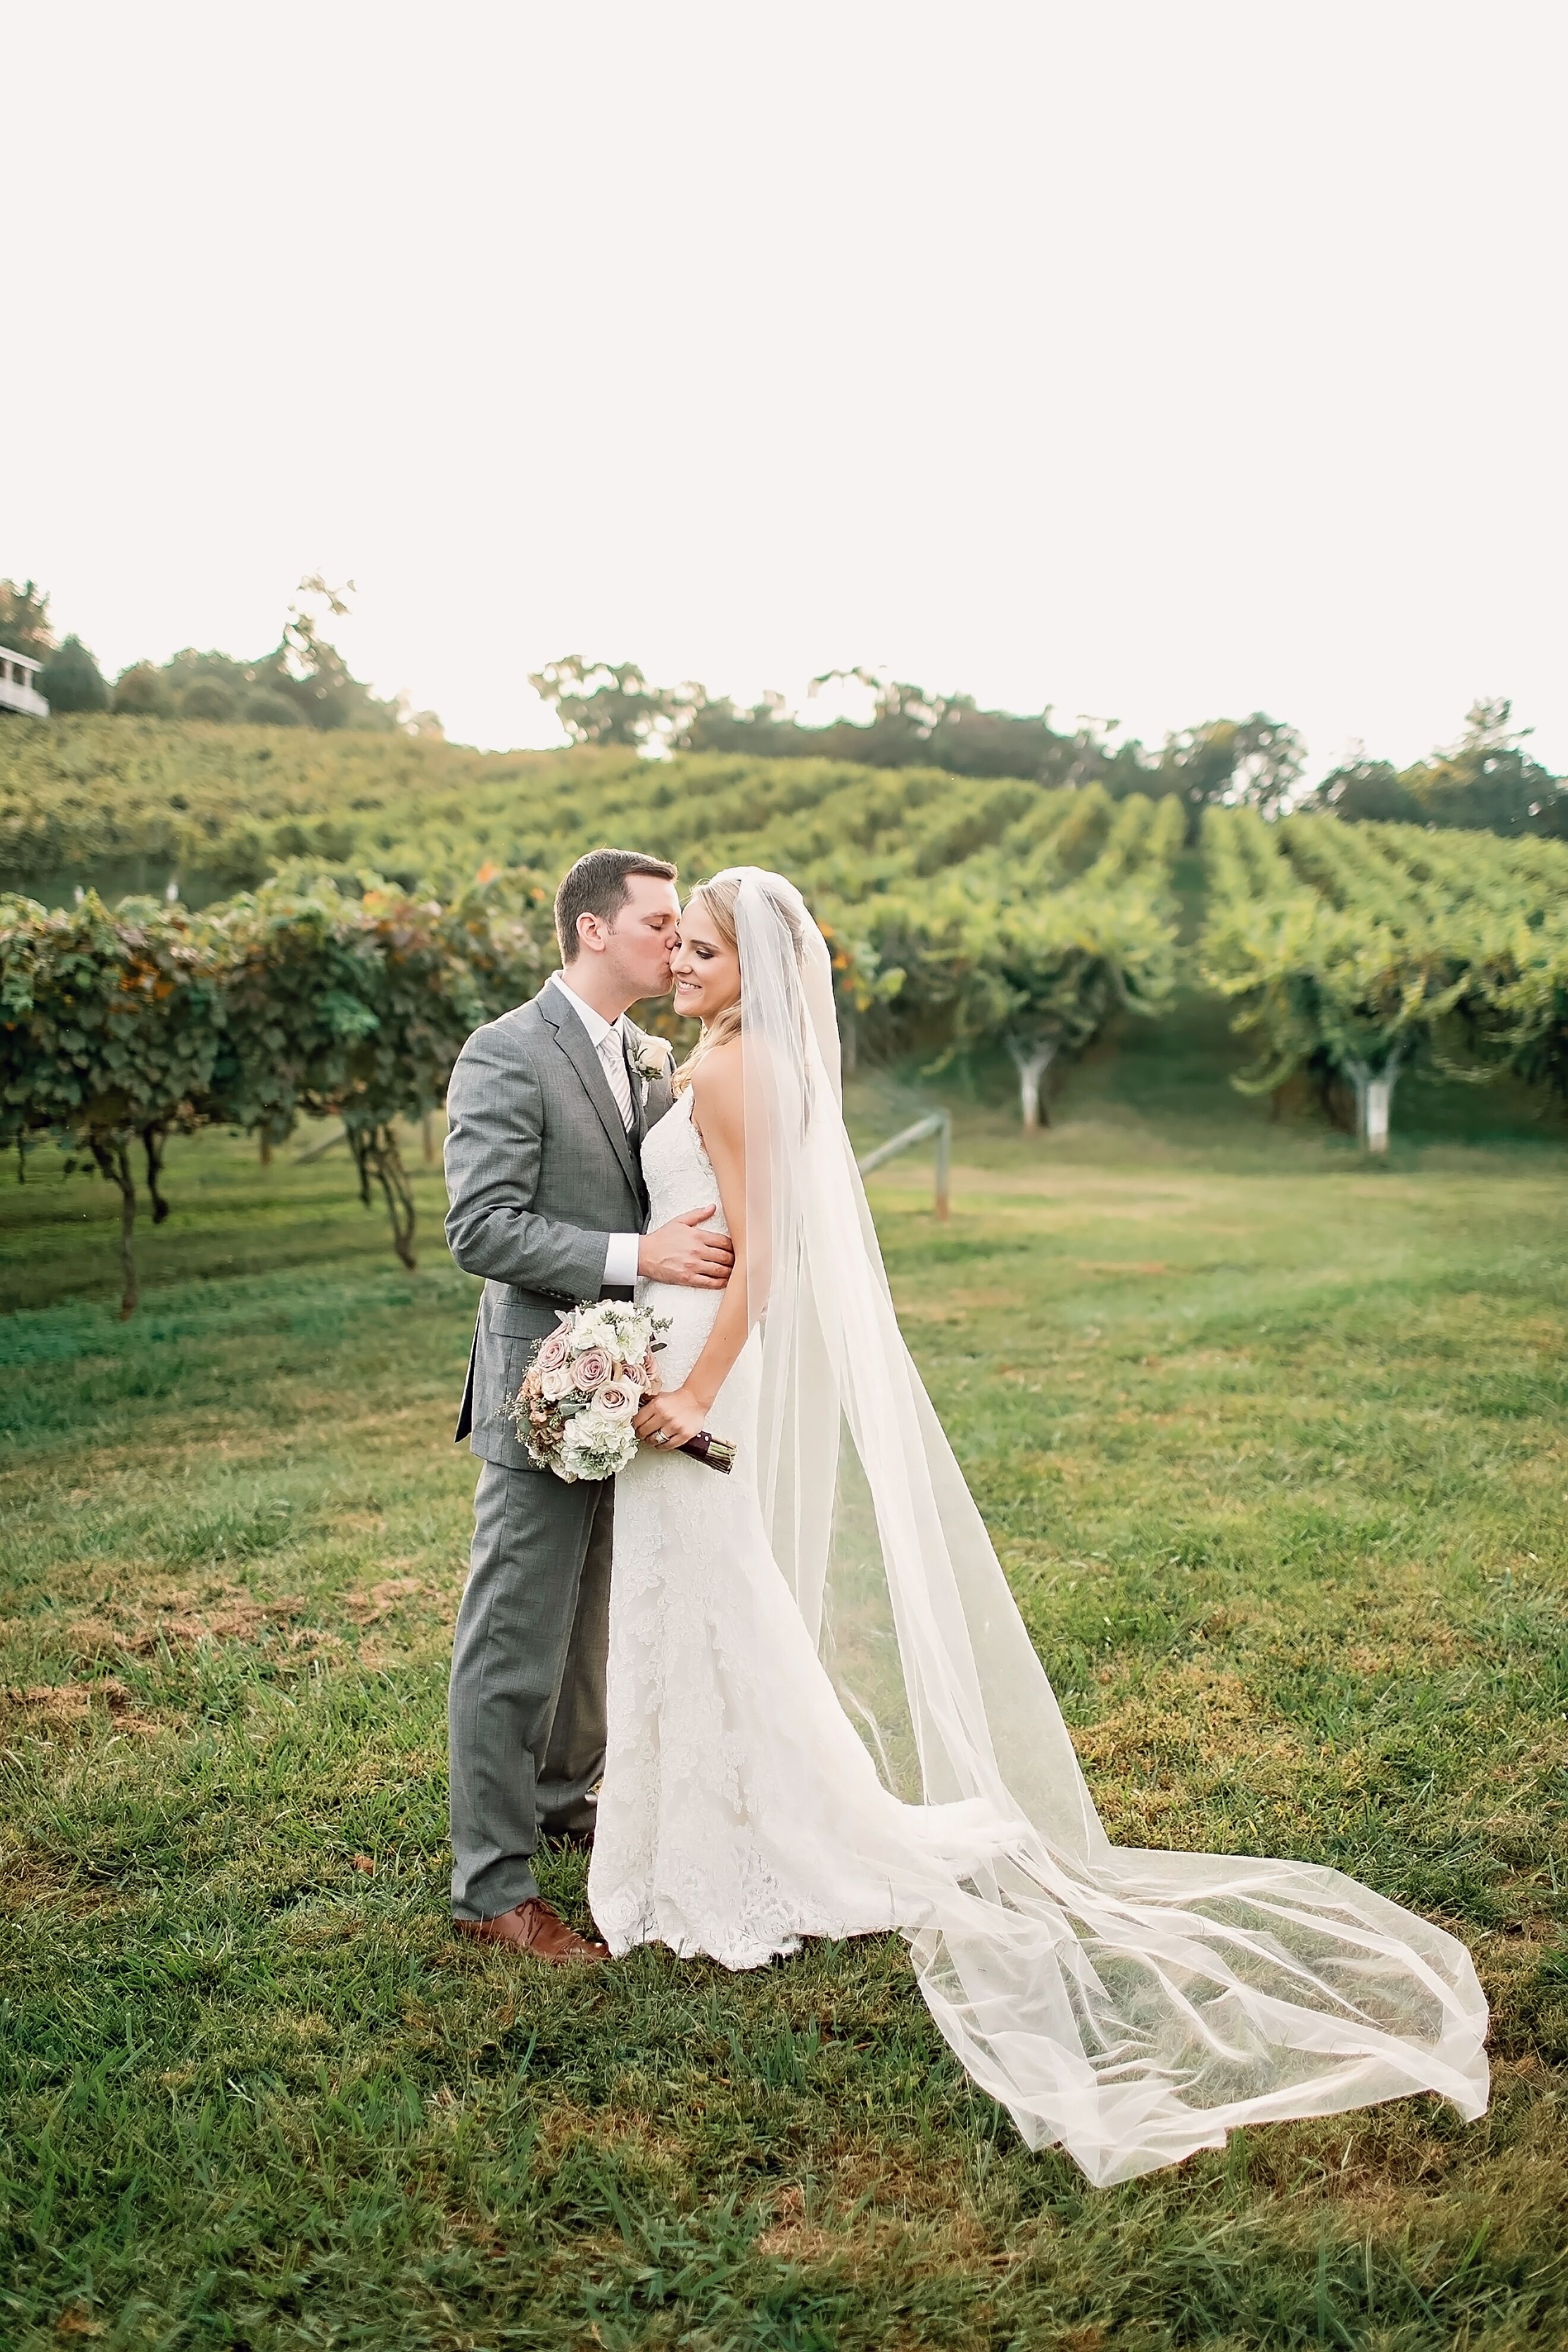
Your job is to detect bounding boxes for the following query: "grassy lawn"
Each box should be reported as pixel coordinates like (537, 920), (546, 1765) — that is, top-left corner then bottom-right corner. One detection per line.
(3, 1007), (1567, 2349)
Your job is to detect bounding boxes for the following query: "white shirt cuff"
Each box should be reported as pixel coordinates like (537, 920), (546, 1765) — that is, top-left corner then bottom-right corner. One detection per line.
(602, 1231), (641, 1289)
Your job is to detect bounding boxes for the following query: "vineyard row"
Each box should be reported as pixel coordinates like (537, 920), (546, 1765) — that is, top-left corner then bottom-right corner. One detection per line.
(1, 795), (1186, 1311)
(1200, 808), (1568, 1146)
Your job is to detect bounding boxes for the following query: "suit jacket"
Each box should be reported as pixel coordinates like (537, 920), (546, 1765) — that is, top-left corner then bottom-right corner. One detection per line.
(444, 978), (675, 1469)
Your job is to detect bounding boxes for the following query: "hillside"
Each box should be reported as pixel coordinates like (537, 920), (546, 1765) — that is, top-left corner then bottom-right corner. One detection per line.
(0, 718), (608, 905)
(0, 716), (1150, 911)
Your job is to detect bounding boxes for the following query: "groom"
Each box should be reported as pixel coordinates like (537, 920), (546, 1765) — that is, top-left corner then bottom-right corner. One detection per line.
(442, 847), (732, 1961)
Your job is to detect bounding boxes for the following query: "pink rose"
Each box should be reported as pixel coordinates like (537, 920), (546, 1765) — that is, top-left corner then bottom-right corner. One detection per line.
(572, 1346), (612, 1392)
(536, 1329), (569, 1373)
(594, 1382), (638, 1421)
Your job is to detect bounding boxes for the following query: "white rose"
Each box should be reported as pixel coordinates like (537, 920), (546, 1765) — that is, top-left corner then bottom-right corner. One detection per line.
(540, 1364), (576, 1402)
(633, 1035), (675, 1080)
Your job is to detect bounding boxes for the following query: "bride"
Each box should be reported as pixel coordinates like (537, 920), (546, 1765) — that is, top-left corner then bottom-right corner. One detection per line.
(586, 865), (1488, 2186)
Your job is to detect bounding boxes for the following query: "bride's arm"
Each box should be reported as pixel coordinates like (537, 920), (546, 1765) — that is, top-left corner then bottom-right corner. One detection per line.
(632, 1043), (753, 1449)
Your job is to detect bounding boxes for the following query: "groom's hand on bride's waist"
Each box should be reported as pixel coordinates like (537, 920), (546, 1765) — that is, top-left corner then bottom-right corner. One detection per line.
(638, 1207), (734, 1289)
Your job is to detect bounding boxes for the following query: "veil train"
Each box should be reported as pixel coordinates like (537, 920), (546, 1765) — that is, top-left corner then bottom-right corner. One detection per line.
(722, 864), (1487, 2187)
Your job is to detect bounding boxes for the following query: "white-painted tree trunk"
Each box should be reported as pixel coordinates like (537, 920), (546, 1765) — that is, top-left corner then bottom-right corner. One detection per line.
(1007, 1036), (1058, 1131)
(1364, 1075), (1395, 1153)
(1344, 1050), (1404, 1155)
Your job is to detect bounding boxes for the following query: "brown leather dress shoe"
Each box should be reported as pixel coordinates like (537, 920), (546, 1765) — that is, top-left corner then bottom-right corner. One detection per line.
(453, 1898), (609, 1964)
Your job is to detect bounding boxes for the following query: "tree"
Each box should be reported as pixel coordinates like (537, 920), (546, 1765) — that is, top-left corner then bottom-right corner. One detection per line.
(0, 892), (227, 1313)
(529, 656), (691, 750)
(241, 687), (306, 728)
(260, 577), (404, 731)
(181, 672), (241, 722)
(1155, 713), (1306, 836)
(674, 667), (1131, 786)
(542, 655), (1158, 790)
(39, 635), (110, 713)
(212, 868), (543, 1269)
(112, 662), (172, 716)
(1198, 808), (1503, 1152)
(836, 794), (1183, 1127)
(1400, 700), (1562, 835)
(0, 578), (53, 663)
(1311, 703), (1566, 837)
(1310, 756), (1422, 826)
(110, 578), (425, 735)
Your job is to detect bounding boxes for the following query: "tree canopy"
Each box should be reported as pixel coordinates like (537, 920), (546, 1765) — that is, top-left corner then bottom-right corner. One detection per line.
(1311, 701), (1566, 837)
(0, 578), (53, 663)
(39, 634), (110, 714)
(532, 657), (1160, 795)
(106, 579), (428, 734)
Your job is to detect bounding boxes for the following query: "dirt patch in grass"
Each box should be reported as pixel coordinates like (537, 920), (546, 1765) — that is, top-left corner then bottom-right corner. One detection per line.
(344, 1574), (429, 1626)
(1074, 1662), (1307, 1785)
(1074, 1259), (1175, 1277)
(0, 1676), (161, 1735)
(890, 1286), (1022, 1323)
(64, 1579), (308, 1657)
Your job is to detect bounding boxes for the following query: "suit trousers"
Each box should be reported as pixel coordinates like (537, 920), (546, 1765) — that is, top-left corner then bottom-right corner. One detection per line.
(448, 1460), (614, 1920)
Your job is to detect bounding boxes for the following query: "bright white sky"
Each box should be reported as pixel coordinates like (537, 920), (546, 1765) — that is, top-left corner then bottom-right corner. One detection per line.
(7, 2), (1566, 776)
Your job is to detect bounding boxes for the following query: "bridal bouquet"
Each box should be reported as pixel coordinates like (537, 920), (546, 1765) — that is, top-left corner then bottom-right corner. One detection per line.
(506, 1301), (735, 1482)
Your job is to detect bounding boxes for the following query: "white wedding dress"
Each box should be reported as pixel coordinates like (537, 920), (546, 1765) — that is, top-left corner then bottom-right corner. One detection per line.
(590, 1091), (1016, 1968)
(587, 867), (1488, 2187)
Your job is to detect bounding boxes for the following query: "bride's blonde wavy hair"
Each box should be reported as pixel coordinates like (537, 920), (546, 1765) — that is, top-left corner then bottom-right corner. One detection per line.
(671, 876), (743, 1097)
(671, 872), (808, 1096)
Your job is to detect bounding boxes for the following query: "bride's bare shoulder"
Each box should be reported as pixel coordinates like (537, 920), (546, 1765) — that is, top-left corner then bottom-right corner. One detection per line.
(690, 1041), (745, 1146)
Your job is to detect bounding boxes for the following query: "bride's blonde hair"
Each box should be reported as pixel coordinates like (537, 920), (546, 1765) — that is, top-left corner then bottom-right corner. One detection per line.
(672, 871), (813, 1096)
(671, 876), (743, 1096)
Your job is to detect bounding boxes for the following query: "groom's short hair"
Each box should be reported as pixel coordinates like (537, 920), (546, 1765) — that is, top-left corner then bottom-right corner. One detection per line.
(556, 846), (679, 962)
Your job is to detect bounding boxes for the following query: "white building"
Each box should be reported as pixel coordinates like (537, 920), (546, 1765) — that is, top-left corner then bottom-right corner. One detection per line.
(0, 645), (49, 717)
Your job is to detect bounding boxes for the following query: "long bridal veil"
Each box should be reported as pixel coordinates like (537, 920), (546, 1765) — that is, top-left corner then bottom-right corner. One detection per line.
(719, 864), (1487, 2186)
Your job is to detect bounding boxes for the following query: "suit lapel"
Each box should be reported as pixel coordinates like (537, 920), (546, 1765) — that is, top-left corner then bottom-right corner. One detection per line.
(540, 981), (643, 1197)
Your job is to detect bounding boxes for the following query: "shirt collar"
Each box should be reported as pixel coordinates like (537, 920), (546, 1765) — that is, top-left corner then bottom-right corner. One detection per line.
(550, 970), (624, 1052)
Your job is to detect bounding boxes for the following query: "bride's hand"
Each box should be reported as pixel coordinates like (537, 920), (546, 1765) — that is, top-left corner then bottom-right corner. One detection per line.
(634, 1384), (707, 1450)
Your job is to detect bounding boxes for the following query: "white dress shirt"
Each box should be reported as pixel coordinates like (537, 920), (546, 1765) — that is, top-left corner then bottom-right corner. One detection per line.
(549, 971), (643, 1289)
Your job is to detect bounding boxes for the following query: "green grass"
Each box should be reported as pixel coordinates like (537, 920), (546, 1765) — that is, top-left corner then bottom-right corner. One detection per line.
(4, 1006), (1567, 2350)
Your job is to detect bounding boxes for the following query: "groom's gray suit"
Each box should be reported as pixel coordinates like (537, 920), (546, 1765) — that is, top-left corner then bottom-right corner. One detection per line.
(442, 976), (674, 1921)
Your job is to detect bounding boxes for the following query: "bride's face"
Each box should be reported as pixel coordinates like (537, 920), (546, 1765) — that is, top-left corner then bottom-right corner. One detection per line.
(669, 897), (741, 1026)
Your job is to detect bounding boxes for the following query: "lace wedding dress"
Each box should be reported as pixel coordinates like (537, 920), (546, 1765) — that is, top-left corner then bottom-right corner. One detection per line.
(590, 1092), (1014, 1968)
(587, 867), (1488, 2186)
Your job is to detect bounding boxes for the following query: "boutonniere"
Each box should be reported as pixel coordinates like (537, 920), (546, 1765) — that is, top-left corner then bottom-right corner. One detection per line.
(631, 1035), (675, 1085)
